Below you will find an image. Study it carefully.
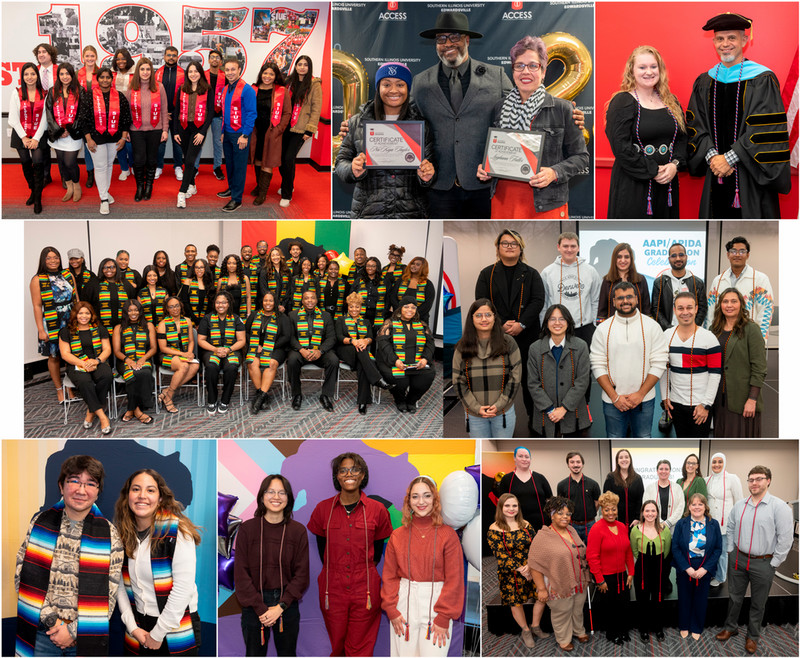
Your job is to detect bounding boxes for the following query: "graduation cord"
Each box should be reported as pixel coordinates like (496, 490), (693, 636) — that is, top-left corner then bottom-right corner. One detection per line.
(666, 325), (697, 406)
(404, 521), (439, 641)
(639, 526), (664, 601)
(509, 472), (544, 528)
(604, 280), (643, 324)
(712, 61), (744, 208)
(489, 262), (523, 321)
(259, 518), (287, 643)
(653, 273), (699, 325)
(323, 498), (372, 611)
(633, 88), (678, 215)
(604, 310), (647, 390)
(550, 526), (583, 594)
(560, 260), (583, 326)
(734, 496), (759, 571)
(464, 355), (506, 432)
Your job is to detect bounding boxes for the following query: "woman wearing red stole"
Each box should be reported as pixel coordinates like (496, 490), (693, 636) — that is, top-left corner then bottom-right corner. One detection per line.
(126, 58), (169, 202)
(174, 61), (213, 208)
(8, 63), (48, 213)
(250, 62), (291, 205)
(112, 48), (136, 183)
(78, 45), (99, 189)
(78, 66), (131, 214)
(45, 63), (84, 203)
(115, 469), (202, 655)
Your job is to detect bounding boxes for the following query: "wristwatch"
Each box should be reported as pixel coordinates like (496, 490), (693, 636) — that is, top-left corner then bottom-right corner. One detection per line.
(278, 602), (288, 611)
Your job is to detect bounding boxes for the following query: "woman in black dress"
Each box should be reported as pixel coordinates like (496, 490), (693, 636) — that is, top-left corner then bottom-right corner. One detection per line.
(352, 257), (388, 330)
(180, 258), (216, 325)
(605, 46), (687, 218)
(138, 265), (168, 327)
(112, 299), (157, 424)
(494, 447), (553, 531)
(602, 448), (644, 530)
(83, 257), (136, 333)
(153, 250), (178, 296)
(289, 256), (320, 313)
(217, 254), (251, 319)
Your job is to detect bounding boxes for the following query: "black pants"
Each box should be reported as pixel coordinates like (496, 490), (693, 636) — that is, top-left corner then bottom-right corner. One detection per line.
(427, 184), (491, 219)
(634, 552), (665, 633)
(337, 344), (382, 404)
(601, 572), (630, 640)
(279, 131), (305, 200)
(241, 589), (300, 657)
(179, 128), (204, 192)
(67, 362), (112, 413)
(286, 350), (338, 397)
(116, 364), (153, 411)
(55, 148), (80, 183)
(17, 144), (47, 170)
(377, 362), (435, 406)
(671, 402), (712, 437)
(131, 130), (162, 169)
(126, 609), (201, 656)
(202, 353), (240, 404)
(513, 332), (534, 421)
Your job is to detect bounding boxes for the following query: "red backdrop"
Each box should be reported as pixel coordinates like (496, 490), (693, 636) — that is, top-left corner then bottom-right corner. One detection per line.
(595, 2), (798, 218)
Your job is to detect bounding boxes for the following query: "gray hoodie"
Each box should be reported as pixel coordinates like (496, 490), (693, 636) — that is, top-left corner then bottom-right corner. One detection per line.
(540, 256), (601, 327)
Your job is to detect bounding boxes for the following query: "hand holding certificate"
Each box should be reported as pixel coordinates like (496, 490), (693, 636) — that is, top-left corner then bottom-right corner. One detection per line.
(364, 120), (425, 169)
(480, 127), (546, 182)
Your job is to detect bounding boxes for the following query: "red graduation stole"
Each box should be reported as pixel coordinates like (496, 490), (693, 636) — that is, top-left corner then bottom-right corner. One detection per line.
(290, 101), (301, 127)
(77, 66), (95, 90)
(178, 89), (208, 129)
(53, 91), (79, 128)
(19, 87), (45, 137)
(223, 79), (247, 131)
(205, 69), (225, 112)
(155, 65), (184, 95)
(253, 84), (288, 128)
(92, 87), (121, 134)
(130, 89), (161, 129)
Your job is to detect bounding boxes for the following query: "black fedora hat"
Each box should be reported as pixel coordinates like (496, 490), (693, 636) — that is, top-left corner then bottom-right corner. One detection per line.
(419, 12), (483, 39)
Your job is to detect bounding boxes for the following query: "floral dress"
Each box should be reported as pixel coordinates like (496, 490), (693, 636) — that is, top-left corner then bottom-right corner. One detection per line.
(38, 273), (75, 357)
(487, 527), (536, 605)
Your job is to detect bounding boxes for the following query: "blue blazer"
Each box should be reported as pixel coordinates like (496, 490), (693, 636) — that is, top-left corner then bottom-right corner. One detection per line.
(671, 515), (722, 576)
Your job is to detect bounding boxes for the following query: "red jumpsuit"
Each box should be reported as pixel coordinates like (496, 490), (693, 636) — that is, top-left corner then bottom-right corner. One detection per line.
(308, 491), (393, 656)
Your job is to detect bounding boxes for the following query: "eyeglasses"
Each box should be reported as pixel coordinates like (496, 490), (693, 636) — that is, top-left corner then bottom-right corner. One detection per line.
(474, 312), (494, 319)
(434, 33), (464, 45)
(103, 264), (116, 270)
(747, 476), (768, 484)
(266, 489), (287, 498)
(166, 303), (181, 309)
(512, 62), (543, 72)
(552, 509), (571, 517)
(498, 241), (520, 249)
(65, 478), (99, 491)
(615, 295), (636, 302)
(548, 316), (566, 324)
(728, 249), (749, 256)
(338, 467), (362, 476)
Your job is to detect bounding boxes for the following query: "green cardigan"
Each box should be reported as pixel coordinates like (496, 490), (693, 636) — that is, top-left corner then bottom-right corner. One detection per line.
(630, 525), (672, 561)
(718, 320), (767, 413)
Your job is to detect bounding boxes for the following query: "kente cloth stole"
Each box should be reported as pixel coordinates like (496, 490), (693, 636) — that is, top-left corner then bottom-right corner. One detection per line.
(122, 269), (137, 287)
(121, 327), (151, 381)
(163, 317), (190, 367)
(359, 284), (386, 323)
(70, 326), (102, 360)
(345, 316), (376, 362)
(328, 279), (346, 318)
(392, 320), (425, 377)
(265, 273), (288, 302)
(297, 309), (324, 349)
(396, 282), (426, 306)
(208, 315), (239, 366)
(139, 287), (166, 325)
(292, 277), (316, 307)
(122, 515), (196, 655)
(177, 263), (190, 283)
(99, 280), (128, 329)
(188, 281), (204, 317)
(238, 278), (250, 319)
(16, 500), (111, 657)
(39, 271), (74, 340)
(246, 311), (278, 365)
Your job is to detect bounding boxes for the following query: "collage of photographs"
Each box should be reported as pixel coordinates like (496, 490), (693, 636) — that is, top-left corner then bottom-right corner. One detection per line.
(1, 0), (798, 657)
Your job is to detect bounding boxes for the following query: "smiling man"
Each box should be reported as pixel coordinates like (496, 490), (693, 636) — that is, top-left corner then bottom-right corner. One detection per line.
(650, 243), (707, 329)
(686, 13), (791, 218)
(15, 455), (123, 657)
(590, 281), (668, 437)
(556, 451), (600, 543)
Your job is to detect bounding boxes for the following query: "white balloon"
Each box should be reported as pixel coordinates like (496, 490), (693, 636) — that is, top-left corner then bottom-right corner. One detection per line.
(439, 470), (478, 529)
(461, 511), (482, 570)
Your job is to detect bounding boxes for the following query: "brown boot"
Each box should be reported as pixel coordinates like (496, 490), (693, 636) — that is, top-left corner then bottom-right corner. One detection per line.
(62, 180), (73, 202)
(253, 170), (272, 206)
(72, 180), (82, 202)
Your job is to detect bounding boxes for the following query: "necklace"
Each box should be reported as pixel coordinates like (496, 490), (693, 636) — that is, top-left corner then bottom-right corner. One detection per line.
(712, 61), (744, 208)
(633, 88), (678, 215)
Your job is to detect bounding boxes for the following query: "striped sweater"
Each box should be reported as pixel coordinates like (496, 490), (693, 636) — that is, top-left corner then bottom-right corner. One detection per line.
(452, 335), (521, 416)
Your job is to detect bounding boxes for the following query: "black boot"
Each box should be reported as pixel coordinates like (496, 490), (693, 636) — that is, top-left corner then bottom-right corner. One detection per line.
(22, 160), (34, 205)
(250, 164), (260, 196)
(133, 166), (146, 202)
(253, 171), (272, 206)
(144, 167), (156, 200)
(32, 163), (45, 214)
(85, 168), (94, 188)
(249, 389), (264, 414)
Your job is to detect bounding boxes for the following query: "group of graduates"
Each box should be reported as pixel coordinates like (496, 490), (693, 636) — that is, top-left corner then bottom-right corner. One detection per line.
(31, 240), (438, 432)
(11, 42), (322, 214)
(453, 229), (774, 438)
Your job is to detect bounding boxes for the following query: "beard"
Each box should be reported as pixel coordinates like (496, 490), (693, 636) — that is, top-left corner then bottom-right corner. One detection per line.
(438, 49), (468, 69)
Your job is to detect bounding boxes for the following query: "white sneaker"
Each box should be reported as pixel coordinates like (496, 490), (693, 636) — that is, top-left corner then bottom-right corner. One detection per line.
(118, 169), (129, 181)
(175, 167), (183, 181)
(277, 187), (282, 195)
(186, 184), (197, 198)
(107, 193), (115, 204)
(710, 578), (721, 587)
(177, 192), (186, 208)
(99, 200), (110, 215)
(280, 198), (290, 207)
(155, 167), (162, 179)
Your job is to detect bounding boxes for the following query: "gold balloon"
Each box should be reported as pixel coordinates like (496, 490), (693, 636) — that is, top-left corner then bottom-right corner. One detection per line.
(542, 32), (593, 101)
(495, 471), (505, 483)
(332, 49), (369, 162)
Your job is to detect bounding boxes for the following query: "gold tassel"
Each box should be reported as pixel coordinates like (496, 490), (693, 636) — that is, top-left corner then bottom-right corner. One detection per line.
(279, 617), (284, 633)
(325, 593), (329, 610)
(366, 592), (372, 610)
(260, 626), (265, 646)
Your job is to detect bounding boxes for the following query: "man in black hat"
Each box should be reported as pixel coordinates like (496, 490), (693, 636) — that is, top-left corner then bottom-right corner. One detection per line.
(686, 13), (791, 218)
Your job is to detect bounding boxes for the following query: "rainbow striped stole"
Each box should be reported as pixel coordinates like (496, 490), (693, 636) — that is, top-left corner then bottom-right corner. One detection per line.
(122, 515), (196, 655)
(38, 270), (75, 341)
(98, 280), (128, 329)
(396, 282), (426, 306)
(246, 311), (278, 365)
(208, 314), (238, 365)
(121, 327), (150, 381)
(211, 265), (221, 286)
(70, 326), (102, 360)
(139, 286), (167, 325)
(162, 317), (190, 368)
(297, 308), (324, 348)
(16, 500), (111, 657)
(392, 320), (425, 376)
(177, 262), (190, 282)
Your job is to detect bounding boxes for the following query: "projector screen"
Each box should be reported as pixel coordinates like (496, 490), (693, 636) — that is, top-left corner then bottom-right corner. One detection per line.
(578, 221), (708, 295)
(610, 440), (701, 490)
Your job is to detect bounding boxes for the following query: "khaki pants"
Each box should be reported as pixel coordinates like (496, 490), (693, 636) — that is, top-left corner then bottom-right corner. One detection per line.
(547, 590), (587, 647)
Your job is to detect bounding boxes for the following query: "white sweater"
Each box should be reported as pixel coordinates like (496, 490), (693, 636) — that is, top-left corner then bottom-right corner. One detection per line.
(8, 88), (47, 143)
(643, 480), (685, 529)
(590, 310), (668, 402)
(540, 256), (602, 328)
(705, 265), (773, 343)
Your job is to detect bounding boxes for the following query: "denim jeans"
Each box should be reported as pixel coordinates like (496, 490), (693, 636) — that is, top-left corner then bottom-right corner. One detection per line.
(116, 140), (133, 171)
(241, 588), (300, 657)
(571, 519), (595, 544)
(157, 126), (184, 168)
(34, 628), (77, 656)
(602, 398), (655, 437)
(715, 544), (729, 582)
(193, 117), (224, 170)
(467, 404), (516, 438)
(222, 131), (250, 202)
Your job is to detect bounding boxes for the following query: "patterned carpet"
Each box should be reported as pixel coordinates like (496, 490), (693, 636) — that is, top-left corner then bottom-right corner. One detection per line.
(481, 557), (799, 657)
(24, 362), (443, 438)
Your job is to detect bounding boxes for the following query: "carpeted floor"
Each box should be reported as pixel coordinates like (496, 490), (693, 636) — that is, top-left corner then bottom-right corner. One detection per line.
(481, 556), (799, 657)
(24, 361), (443, 439)
(2, 161), (330, 219)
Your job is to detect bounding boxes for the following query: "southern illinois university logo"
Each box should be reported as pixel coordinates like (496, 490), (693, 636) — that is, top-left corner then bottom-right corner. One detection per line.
(512, 1), (523, 10)
(388, 1), (398, 10)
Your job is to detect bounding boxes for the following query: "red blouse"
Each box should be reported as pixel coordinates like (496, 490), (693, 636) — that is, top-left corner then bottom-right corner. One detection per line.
(586, 520), (634, 582)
